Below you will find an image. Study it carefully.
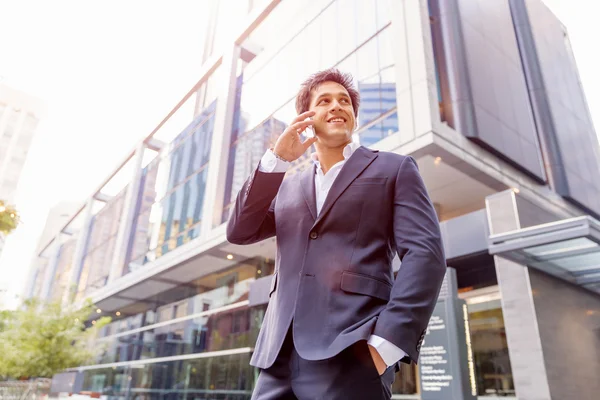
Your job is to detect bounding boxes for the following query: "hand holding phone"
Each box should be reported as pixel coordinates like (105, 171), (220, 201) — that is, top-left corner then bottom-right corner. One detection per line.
(272, 111), (317, 162)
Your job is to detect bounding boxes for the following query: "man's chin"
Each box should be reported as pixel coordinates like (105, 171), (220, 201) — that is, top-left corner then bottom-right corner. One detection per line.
(319, 130), (352, 140)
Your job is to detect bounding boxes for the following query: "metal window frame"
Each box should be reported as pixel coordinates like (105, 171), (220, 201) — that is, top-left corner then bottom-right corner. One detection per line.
(99, 300), (249, 341)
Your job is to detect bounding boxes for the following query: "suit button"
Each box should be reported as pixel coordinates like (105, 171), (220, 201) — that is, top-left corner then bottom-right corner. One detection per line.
(309, 231), (318, 240)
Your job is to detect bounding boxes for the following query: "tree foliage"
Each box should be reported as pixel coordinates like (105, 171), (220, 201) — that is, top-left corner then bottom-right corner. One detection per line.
(0, 298), (111, 379)
(0, 200), (19, 235)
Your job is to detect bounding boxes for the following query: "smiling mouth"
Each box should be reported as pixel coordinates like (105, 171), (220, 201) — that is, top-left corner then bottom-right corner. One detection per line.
(327, 117), (346, 123)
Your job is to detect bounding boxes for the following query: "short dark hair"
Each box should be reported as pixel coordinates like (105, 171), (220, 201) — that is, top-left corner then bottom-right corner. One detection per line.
(295, 68), (360, 117)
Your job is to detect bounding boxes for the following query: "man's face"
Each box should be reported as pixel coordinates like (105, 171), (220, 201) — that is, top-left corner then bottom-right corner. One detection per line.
(308, 81), (356, 145)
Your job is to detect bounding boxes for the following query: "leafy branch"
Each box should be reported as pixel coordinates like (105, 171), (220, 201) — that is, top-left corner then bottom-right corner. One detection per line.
(0, 298), (111, 379)
(0, 200), (19, 235)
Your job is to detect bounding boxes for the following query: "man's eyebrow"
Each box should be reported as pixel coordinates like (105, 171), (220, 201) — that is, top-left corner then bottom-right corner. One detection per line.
(314, 92), (350, 101)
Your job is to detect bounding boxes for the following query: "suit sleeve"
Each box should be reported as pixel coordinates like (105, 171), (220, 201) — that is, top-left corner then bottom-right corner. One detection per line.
(226, 159), (286, 245)
(373, 156), (447, 364)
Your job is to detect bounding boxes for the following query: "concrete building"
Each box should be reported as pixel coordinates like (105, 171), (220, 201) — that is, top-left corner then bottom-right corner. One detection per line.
(32, 1), (600, 399)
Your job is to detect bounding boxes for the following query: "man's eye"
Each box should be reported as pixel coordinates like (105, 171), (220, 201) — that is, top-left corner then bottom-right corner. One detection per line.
(318, 99), (329, 105)
(341, 98), (349, 104)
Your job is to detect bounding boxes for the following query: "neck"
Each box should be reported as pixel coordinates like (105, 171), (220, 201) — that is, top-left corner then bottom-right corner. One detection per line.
(314, 140), (352, 174)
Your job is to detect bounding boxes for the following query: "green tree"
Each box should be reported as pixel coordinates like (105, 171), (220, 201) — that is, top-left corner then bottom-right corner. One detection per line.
(0, 298), (111, 379)
(0, 200), (19, 235)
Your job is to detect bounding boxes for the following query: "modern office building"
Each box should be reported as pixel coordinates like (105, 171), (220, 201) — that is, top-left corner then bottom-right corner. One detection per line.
(23, 201), (80, 303)
(30, 0), (600, 399)
(0, 83), (44, 258)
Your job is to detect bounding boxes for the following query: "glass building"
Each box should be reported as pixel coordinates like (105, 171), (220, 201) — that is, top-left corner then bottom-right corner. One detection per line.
(28, 1), (600, 399)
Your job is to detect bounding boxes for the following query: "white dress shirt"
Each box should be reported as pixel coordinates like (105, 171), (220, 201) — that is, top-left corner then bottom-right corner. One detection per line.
(258, 142), (407, 367)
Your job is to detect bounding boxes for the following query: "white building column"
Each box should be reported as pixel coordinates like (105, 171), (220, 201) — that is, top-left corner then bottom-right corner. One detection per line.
(39, 238), (62, 302)
(486, 190), (553, 400)
(201, 44), (240, 234)
(63, 197), (94, 305)
(108, 143), (146, 283)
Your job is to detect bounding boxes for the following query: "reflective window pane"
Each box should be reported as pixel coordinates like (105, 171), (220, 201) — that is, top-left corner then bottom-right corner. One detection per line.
(81, 353), (254, 399)
(467, 299), (515, 397)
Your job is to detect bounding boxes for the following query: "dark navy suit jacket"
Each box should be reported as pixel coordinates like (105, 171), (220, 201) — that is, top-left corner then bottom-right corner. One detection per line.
(227, 145), (447, 370)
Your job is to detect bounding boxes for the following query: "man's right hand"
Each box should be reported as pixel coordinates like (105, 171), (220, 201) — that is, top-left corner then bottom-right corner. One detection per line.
(272, 111), (318, 162)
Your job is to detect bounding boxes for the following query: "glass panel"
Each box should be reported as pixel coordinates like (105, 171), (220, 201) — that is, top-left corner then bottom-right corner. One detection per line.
(523, 237), (598, 258)
(50, 238), (77, 302)
(128, 159), (159, 270)
(548, 252), (600, 272)
(100, 258), (275, 336)
(95, 304), (266, 365)
(80, 352), (254, 399)
(127, 100), (215, 270)
(467, 299), (515, 397)
(358, 111), (398, 147)
(226, 3), (399, 220)
(78, 189), (127, 299)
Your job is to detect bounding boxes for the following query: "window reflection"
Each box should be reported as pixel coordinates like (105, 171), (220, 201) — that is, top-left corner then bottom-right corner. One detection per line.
(223, 1), (399, 218)
(97, 257), (274, 338)
(77, 189), (127, 300)
(126, 101), (216, 270)
(81, 352), (254, 400)
(468, 299), (515, 397)
(95, 303), (266, 365)
(50, 238), (77, 302)
(128, 159), (159, 272)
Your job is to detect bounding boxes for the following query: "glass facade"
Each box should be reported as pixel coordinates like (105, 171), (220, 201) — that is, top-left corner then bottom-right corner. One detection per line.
(128, 158), (160, 272)
(95, 303), (265, 365)
(223, 0), (398, 219)
(79, 258), (273, 399)
(467, 299), (515, 397)
(50, 238), (77, 302)
(155, 101), (215, 257)
(124, 95), (218, 275)
(77, 189), (127, 300)
(80, 353), (254, 400)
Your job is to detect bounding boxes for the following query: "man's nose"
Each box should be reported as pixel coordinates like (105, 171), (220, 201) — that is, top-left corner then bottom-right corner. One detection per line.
(329, 99), (343, 111)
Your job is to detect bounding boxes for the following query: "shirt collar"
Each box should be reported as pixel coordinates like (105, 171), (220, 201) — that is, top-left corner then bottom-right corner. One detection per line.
(311, 141), (360, 167)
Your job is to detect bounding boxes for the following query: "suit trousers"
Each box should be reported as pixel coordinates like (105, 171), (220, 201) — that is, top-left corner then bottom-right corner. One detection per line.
(251, 326), (395, 400)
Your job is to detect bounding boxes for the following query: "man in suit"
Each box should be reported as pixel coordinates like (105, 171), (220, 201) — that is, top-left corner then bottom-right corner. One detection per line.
(227, 69), (446, 400)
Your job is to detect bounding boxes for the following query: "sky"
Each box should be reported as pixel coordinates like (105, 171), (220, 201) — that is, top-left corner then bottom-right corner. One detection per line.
(0, 0), (209, 307)
(0, 0), (599, 309)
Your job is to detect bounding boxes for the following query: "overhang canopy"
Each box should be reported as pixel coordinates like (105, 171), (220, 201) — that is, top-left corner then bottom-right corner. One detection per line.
(488, 216), (600, 294)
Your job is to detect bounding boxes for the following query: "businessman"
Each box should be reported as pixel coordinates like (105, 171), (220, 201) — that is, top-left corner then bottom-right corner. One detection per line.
(227, 69), (447, 400)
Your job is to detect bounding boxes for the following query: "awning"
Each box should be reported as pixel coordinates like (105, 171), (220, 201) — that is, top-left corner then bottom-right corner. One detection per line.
(488, 216), (600, 294)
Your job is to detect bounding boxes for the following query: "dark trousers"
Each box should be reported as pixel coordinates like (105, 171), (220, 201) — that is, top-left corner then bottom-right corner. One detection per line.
(251, 327), (395, 400)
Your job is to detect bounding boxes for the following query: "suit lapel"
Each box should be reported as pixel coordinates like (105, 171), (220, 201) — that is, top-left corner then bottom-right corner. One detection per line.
(300, 163), (318, 220)
(312, 146), (378, 229)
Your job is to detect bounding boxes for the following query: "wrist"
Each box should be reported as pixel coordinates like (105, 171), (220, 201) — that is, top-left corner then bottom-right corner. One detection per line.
(270, 148), (289, 162)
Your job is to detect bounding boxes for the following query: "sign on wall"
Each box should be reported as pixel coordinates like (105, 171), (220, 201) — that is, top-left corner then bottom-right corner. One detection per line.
(419, 268), (477, 400)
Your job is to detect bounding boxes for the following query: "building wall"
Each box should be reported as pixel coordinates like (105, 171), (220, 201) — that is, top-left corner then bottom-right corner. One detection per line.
(529, 268), (600, 400)
(517, 0), (600, 216)
(430, 0), (546, 181)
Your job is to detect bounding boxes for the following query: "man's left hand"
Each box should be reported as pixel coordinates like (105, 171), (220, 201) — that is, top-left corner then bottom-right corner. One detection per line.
(367, 344), (387, 375)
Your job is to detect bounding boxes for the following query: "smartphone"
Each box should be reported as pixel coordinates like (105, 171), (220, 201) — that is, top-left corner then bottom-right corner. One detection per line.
(304, 117), (315, 138)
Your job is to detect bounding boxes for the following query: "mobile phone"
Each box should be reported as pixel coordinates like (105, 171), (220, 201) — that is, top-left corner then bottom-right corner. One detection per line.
(304, 117), (315, 138)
